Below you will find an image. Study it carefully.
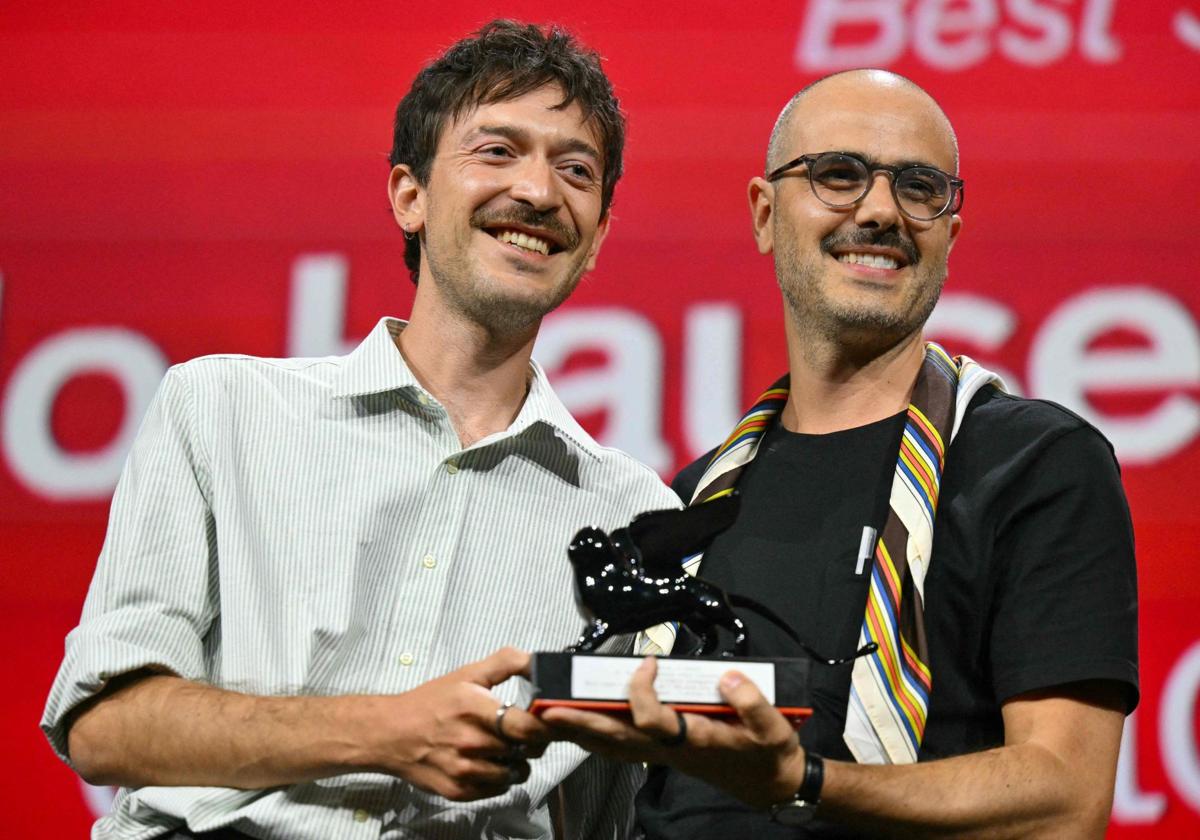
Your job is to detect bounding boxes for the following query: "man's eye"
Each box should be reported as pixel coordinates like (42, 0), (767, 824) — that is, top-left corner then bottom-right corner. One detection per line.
(479, 145), (512, 158)
(817, 169), (862, 187)
(898, 174), (944, 201)
(562, 163), (596, 181)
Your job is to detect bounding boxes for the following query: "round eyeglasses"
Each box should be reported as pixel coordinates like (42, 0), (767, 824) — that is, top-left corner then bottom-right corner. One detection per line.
(766, 151), (964, 222)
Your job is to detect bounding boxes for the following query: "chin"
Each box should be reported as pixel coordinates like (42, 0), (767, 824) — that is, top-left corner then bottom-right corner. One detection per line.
(473, 287), (574, 334)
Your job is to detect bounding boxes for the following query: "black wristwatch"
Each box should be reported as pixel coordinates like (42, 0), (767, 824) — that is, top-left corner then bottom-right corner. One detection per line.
(769, 752), (824, 826)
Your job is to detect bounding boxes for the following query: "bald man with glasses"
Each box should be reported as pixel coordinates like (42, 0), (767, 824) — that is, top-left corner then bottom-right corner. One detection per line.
(544, 69), (1138, 839)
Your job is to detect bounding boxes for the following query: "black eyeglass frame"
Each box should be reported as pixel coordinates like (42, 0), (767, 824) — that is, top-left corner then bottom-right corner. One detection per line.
(766, 151), (965, 221)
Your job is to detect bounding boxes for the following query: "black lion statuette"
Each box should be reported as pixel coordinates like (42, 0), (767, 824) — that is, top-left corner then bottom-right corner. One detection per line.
(567, 493), (801, 657)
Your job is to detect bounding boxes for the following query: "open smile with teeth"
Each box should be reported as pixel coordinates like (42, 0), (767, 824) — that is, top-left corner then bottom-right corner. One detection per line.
(494, 229), (554, 256)
(837, 252), (901, 270)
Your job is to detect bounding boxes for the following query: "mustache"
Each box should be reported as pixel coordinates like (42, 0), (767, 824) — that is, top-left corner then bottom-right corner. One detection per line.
(471, 205), (580, 252)
(821, 228), (920, 266)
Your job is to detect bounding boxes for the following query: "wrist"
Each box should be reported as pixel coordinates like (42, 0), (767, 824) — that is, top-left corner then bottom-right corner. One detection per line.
(770, 743), (810, 803)
(769, 751), (824, 826)
(330, 694), (395, 773)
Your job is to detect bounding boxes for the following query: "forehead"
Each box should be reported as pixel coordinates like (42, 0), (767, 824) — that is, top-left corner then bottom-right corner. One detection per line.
(785, 82), (956, 172)
(439, 85), (603, 156)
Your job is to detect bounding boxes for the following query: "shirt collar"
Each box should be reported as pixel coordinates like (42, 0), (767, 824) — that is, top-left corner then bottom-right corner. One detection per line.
(331, 317), (604, 462)
(510, 358), (604, 462)
(330, 317), (421, 399)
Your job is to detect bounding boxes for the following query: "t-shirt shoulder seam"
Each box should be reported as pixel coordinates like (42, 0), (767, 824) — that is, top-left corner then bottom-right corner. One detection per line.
(983, 390), (1092, 428)
(974, 390), (1118, 451)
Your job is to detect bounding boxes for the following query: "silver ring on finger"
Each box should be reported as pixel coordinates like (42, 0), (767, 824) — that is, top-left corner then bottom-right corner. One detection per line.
(494, 701), (518, 745)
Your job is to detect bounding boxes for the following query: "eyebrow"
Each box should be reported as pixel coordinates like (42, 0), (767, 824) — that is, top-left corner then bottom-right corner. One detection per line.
(466, 124), (602, 163)
(831, 149), (946, 172)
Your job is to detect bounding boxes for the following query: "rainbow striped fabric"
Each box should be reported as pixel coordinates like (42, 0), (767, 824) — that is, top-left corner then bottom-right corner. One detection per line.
(639, 343), (1003, 764)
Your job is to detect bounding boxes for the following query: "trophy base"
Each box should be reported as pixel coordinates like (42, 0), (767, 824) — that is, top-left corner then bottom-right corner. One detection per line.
(530, 651), (812, 726)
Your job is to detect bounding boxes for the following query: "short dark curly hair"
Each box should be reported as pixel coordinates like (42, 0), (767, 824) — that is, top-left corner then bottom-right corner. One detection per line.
(389, 19), (626, 283)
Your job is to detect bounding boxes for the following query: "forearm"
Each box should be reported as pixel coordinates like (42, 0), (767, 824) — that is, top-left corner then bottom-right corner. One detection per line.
(66, 648), (546, 800)
(543, 665), (1124, 839)
(816, 742), (1111, 839)
(67, 673), (378, 789)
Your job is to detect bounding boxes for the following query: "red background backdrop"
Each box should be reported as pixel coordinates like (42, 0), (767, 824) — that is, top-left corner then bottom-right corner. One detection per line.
(3, 1), (1198, 835)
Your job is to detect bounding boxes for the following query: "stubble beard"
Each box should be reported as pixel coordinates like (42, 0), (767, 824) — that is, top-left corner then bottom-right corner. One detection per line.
(427, 246), (587, 336)
(423, 207), (591, 337)
(774, 227), (946, 350)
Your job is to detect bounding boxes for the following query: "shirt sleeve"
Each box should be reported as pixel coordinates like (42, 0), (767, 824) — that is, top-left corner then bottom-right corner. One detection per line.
(988, 425), (1139, 712)
(40, 366), (220, 764)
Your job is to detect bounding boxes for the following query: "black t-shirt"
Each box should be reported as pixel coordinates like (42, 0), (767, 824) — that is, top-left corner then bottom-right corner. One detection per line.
(636, 386), (1138, 839)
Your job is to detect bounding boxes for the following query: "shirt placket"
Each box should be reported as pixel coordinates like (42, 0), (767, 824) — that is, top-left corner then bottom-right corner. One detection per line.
(381, 392), (474, 691)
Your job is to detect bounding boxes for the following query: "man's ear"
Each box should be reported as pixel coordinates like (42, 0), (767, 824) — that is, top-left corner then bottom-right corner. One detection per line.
(388, 164), (425, 233)
(582, 211), (612, 273)
(748, 177), (775, 255)
(946, 213), (963, 255)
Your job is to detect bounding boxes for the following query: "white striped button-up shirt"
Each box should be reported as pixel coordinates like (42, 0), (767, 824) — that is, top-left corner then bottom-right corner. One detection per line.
(42, 317), (680, 840)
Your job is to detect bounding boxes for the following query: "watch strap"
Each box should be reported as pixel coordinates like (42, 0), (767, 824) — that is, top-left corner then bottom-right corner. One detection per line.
(796, 751), (824, 802)
(769, 752), (824, 825)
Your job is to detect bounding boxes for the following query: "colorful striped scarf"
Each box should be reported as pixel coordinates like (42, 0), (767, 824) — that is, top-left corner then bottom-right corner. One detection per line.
(639, 343), (1003, 764)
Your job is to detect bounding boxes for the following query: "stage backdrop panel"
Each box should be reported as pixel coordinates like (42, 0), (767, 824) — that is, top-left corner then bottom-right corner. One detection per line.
(2, 2), (1197, 836)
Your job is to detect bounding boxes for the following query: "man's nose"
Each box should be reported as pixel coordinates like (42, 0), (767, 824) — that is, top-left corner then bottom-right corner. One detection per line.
(852, 172), (902, 229)
(509, 158), (563, 212)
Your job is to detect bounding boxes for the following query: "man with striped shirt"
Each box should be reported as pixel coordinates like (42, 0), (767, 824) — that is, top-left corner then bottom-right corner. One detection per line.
(43, 21), (678, 839)
(544, 70), (1138, 838)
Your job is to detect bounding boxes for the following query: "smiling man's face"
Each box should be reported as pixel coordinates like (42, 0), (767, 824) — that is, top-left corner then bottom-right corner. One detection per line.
(752, 72), (962, 349)
(403, 85), (609, 335)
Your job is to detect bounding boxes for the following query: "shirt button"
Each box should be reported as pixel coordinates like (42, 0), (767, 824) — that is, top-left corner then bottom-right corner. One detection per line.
(416, 393), (430, 406)
(445, 460), (459, 474)
(353, 808), (370, 823)
(399, 652), (415, 666)
(422, 554), (437, 569)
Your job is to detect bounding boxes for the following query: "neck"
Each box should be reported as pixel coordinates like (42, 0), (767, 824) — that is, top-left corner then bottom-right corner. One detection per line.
(780, 318), (926, 435)
(398, 287), (539, 448)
